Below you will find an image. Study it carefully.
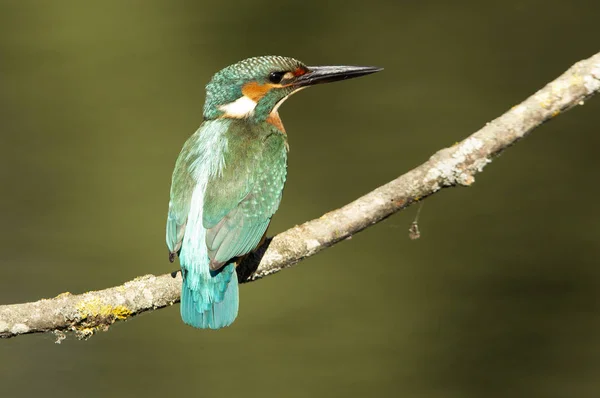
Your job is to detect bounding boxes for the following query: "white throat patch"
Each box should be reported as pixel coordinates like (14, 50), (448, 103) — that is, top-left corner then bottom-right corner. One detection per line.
(218, 96), (257, 118)
(219, 87), (306, 119)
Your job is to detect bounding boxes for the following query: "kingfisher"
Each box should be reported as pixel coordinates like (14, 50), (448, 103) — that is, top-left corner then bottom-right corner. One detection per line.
(166, 55), (382, 329)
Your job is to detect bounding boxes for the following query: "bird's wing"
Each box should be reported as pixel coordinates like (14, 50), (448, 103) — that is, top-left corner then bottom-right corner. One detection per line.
(166, 203), (189, 256)
(166, 140), (197, 256)
(203, 133), (287, 269)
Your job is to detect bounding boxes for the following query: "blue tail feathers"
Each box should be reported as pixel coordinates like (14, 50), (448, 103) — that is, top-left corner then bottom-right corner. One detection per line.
(180, 263), (239, 329)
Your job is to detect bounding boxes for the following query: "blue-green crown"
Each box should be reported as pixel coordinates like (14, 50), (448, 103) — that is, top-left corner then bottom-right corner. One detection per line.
(203, 56), (306, 120)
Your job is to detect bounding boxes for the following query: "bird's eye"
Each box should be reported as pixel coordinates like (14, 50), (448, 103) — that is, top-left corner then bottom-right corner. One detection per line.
(268, 71), (286, 84)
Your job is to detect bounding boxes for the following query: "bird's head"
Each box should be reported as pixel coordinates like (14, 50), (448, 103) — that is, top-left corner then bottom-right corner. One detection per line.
(203, 55), (382, 124)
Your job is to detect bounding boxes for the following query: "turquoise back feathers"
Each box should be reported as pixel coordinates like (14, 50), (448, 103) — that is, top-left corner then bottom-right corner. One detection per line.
(167, 117), (288, 329)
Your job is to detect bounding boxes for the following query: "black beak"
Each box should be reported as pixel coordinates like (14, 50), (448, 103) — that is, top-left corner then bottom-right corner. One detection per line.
(292, 65), (383, 87)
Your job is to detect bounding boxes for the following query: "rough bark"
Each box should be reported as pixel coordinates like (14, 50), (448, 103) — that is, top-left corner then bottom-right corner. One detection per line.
(1, 52), (599, 341)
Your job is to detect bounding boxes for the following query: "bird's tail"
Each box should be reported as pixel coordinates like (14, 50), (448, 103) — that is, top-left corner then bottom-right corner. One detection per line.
(180, 263), (239, 329)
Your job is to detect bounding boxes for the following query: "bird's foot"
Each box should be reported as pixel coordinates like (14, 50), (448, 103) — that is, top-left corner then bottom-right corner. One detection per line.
(170, 269), (181, 278)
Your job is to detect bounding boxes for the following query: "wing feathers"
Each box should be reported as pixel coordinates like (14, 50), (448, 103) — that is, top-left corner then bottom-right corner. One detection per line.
(203, 131), (287, 270)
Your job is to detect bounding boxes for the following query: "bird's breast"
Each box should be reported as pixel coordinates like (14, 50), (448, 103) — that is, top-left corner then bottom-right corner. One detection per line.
(266, 110), (285, 133)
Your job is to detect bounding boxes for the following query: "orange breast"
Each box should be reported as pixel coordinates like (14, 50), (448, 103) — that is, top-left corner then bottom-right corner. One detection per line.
(266, 111), (285, 133)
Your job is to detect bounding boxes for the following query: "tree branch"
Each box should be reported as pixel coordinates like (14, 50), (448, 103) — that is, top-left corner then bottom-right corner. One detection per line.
(2, 52), (599, 341)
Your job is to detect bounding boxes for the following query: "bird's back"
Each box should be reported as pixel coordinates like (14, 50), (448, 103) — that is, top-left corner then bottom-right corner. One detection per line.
(167, 118), (288, 328)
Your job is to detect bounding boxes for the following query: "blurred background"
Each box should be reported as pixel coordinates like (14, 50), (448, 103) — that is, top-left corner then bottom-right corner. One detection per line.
(1, 1), (599, 397)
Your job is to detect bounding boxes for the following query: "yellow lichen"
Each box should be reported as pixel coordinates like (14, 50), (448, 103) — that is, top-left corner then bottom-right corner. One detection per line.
(77, 297), (132, 321)
(55, 292), (72, 298)
(70, 298), (132, 339)
(111, 306), (132, 320)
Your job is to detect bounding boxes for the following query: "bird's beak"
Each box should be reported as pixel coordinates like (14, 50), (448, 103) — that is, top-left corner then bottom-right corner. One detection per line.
(292, 65), (383, 87)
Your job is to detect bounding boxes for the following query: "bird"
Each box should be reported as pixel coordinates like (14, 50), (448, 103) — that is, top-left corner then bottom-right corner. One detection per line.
(166, 55), (382, 329)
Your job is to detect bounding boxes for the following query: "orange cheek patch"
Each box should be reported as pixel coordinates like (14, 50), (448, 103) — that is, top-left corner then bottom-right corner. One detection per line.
(241, 82), (277, 102)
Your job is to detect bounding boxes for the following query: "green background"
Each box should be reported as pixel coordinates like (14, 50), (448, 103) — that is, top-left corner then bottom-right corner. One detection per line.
(1, 1), (600, 397)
